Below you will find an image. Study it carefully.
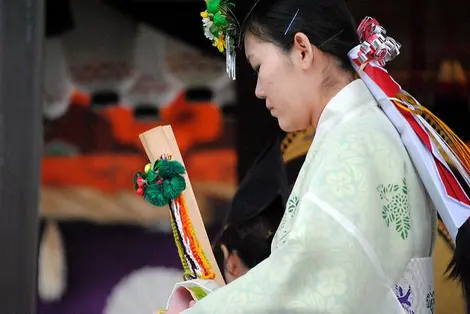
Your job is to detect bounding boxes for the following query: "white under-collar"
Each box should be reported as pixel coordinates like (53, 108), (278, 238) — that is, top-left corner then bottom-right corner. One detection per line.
(315, 79), (377, 137)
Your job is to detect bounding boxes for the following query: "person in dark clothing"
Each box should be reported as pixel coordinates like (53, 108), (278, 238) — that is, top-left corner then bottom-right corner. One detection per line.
(212, 137), (290, 283)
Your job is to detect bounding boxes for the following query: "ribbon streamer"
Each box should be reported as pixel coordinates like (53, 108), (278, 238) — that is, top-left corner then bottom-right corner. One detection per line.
(349, 17), (470, 241)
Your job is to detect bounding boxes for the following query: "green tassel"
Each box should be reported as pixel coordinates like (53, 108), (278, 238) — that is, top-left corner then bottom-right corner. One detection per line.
(144, 183), (167, 207)
(157, 160), (186, 179)
(162, 176), (186, 200)
(135, 157), (187, 207)
(146, 169), (157, 183)
(152, 160), (163, 172)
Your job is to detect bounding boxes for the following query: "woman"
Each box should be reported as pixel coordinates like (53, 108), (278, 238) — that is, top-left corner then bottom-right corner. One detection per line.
(164, 0), (470, 312)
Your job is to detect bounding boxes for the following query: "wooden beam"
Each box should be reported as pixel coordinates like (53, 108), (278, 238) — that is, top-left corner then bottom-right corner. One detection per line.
(0, 0), (43, 312)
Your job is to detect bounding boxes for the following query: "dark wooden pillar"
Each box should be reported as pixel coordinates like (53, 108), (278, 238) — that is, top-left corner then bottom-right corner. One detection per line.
(0, 0), (44, 312)
(235, 54), (281, 181)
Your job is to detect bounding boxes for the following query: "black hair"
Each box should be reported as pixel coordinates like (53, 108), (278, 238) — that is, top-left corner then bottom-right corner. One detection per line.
(213, 194), (285, 278)
(241, 0), (360, 71)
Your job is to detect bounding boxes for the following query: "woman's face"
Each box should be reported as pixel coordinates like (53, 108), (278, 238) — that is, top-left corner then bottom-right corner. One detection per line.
(244, 32), (327, 132)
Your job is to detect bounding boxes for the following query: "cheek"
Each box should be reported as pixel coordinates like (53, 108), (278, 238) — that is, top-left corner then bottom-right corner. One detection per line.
(279, 85), (311, 130)
(259, 71), (285, 103)
(258, 60), (285, 92)
(224, 270), (235, 283)
(257, 71), (272, 92)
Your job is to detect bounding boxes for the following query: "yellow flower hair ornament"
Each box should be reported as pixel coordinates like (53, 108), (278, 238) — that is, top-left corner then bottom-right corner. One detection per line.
(200, 0), (237, 79)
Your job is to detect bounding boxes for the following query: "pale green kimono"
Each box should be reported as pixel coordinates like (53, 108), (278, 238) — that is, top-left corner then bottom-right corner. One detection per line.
(184, 79), (435, 313)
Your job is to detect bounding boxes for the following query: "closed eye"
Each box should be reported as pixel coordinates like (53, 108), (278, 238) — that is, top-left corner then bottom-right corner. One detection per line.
(252, 65), (260, 76)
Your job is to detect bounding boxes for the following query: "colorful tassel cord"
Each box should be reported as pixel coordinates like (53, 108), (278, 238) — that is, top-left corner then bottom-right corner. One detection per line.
(174, 195), (215, 280)
(134, 154), (215, 282)
(391, 92), (470, 185)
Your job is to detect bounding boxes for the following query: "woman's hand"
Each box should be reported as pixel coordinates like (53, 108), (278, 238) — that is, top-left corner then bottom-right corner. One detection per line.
(164, 287), (196, 313)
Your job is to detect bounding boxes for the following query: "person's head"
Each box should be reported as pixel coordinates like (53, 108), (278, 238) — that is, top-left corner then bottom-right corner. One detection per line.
(212, 137), (289, 283)
(213, 196), (284, 283)
(241, 0), (360, 132)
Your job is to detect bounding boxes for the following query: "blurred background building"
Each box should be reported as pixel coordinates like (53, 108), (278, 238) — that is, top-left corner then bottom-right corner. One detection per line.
(0, 0), (469, 312)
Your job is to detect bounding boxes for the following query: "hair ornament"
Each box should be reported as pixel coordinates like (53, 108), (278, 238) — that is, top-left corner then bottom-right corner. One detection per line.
(350, 17), (470, 304)
(201, 0), (238, 79)
(356, 16), (401, 67)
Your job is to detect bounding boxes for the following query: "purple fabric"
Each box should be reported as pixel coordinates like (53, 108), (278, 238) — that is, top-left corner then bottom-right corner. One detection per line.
(37, 221), (182, 314)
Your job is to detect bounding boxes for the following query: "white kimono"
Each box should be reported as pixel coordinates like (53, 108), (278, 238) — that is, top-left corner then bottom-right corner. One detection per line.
(183, 79), (436, 314)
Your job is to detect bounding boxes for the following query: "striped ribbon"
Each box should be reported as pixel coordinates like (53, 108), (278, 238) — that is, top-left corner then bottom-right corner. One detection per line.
(348, 17), (470, 240)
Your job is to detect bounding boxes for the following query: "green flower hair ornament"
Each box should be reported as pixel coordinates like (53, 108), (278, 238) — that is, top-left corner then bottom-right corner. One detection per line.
(134, 158), (187, 207)
(201, 0), (237, 79)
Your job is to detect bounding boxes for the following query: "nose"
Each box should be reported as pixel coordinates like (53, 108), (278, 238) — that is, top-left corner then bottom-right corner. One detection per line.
(255, 81), (266, 100)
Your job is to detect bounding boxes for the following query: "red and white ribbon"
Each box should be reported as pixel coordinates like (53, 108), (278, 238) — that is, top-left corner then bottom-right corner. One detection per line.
(356, 17), (401, 68)
(349, 17), (470, 240)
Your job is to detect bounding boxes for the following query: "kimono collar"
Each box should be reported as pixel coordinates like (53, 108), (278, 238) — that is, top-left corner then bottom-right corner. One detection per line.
(315, 79), (376, 137)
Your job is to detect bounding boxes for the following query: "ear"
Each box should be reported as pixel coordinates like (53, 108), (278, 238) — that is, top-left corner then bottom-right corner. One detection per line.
(221, 244), (236, 276)
(221, 245), (247, 278)
(292, 32), (314, 70)
(221, 244), (230, 260)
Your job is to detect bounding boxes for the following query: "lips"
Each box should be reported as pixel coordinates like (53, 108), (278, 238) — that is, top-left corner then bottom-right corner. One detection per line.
(266, 104), (275, 116)
(266, 101), (273, 111)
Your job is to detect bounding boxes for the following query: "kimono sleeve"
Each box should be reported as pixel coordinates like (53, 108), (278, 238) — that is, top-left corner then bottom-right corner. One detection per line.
(184, 128), (414, 314)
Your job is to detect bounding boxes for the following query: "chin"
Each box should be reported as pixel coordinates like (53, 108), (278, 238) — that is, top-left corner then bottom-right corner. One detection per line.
(278, 119), (300, 133)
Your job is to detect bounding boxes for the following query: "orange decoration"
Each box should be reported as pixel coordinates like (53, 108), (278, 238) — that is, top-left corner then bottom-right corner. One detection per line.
(175, 195), (215, 279)
(42, 89), (227, 192)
